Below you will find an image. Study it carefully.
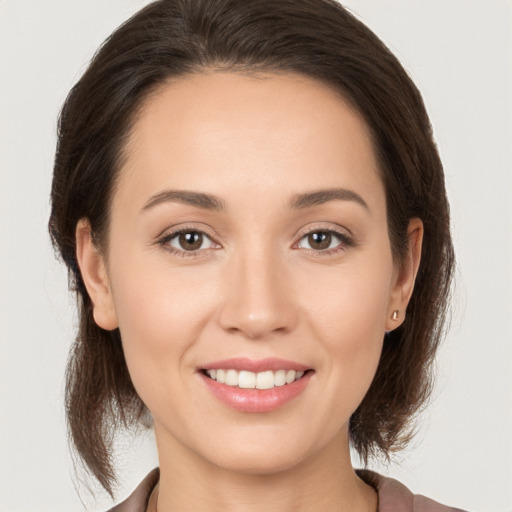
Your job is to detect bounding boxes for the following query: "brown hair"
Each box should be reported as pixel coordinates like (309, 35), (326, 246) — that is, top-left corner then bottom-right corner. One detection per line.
(49, 0), (454, 497)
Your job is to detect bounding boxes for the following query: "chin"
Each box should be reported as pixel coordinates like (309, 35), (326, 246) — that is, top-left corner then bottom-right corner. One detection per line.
(208, 444), (307, 476)
(192, 423), (337, 477)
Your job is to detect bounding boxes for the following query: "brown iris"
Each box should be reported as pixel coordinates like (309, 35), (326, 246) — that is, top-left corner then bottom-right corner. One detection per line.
(179, 231), (203, 251)
(307, 232), (332, 250)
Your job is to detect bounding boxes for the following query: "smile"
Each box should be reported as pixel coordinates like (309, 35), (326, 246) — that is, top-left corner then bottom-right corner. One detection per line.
(204, 369), (306, 389)
(199, 358), (313, 413)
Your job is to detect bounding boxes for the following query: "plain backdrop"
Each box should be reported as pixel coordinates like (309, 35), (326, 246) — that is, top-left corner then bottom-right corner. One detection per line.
(0, 1), (511, 511)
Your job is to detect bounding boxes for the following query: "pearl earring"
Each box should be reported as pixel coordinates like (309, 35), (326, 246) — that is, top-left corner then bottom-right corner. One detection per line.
(392, 310), (399, 321)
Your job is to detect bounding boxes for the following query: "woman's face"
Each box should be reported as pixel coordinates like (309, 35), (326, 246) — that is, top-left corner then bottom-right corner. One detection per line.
(78, 71), (419, 474)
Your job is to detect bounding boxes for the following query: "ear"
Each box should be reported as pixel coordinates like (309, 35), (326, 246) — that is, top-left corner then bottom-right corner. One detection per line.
(75, 219), (119, 330)
(386, 218), (423, 331)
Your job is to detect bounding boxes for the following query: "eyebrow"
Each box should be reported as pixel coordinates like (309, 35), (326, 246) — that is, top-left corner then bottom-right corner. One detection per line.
(141, 190), (225, 212)
(290, 188), (369, 210)
(141, 187), (369, 213)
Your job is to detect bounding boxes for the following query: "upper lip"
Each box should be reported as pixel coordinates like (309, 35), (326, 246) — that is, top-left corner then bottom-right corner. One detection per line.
(200, 357), (311, 373)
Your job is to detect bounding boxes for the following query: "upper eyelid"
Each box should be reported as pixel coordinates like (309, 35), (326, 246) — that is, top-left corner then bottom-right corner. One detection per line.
(156, 223), (353, 249)
(156, 228), (219, 258)
(294, 227), (352, 250)
(294, 223), (353, 240)
(299, 228), (348, 240)
(157, 224), (218, 241)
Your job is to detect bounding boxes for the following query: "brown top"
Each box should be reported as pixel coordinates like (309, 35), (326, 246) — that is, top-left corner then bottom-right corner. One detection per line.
(108, 468), (467, 512)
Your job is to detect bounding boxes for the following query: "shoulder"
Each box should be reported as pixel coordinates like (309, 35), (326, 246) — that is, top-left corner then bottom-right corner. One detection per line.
(107, 468), (159, 512)
(108, 467), (468, 512)
(357, 470), (468, 512)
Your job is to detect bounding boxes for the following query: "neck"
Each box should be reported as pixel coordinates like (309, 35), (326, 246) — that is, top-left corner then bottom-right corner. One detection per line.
(152, 425), (377, 512)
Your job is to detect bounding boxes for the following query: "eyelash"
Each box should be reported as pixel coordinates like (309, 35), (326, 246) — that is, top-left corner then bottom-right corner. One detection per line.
(294, 226), (355, 257)
(156, 225), (219, 259)
(156, 225), (355, 259)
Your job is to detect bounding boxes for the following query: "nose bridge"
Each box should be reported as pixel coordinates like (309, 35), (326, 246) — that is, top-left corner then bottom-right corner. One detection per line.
(218, 241), (297, 339)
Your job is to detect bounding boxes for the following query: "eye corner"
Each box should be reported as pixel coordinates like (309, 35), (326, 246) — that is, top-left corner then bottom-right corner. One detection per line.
(155, 225), (221, 258)
(294, 225), (356, 256)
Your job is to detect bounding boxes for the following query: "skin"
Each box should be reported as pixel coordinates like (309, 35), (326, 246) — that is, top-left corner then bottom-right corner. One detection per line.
(76, 71), (423, 511)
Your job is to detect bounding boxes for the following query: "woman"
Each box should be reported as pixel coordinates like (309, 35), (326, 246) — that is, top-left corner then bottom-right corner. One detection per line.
(49, 0), (463, 510)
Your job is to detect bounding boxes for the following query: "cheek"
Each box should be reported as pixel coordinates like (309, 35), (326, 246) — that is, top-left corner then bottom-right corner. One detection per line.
(107, 256), (220, 399)
(299, 259), (392, 403)
(302, 256), (393, 340)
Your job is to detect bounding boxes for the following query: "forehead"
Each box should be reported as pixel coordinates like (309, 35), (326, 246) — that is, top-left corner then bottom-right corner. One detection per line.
(117, 71), (384, 213)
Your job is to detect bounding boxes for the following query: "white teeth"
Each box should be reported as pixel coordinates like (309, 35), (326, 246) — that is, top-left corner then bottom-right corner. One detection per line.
(225, 369), (238, 386)
(274, 369), (286, 387)
(285, 370), (296, 384)
(205, 368), (307, 389)
(216, 369), (226, 384)
(256, 371), (274, 390)
(238, 370), (256, 389)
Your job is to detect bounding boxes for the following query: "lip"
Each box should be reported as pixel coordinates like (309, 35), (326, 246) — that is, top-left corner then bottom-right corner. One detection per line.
(201, 357), (310, 373)
(198, 358), (313, 413)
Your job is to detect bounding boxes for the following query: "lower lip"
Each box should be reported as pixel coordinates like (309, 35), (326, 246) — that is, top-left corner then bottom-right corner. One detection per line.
(200, 371), (313, 413)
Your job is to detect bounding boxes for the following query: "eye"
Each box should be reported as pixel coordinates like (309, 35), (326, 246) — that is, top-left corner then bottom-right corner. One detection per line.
(159, 228), (218, 255)
(296, 229), (352, 254)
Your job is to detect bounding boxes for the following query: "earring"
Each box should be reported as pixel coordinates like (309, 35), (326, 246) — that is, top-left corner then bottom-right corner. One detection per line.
(392, 310), (399, 321)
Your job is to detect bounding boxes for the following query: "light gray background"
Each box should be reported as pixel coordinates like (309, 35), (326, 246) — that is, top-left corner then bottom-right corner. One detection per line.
(1, 1), (511, 510)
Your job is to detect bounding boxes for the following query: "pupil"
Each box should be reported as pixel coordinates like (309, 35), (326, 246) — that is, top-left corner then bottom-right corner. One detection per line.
(309, 232), (331, 250)
(179, 232), (202, 250)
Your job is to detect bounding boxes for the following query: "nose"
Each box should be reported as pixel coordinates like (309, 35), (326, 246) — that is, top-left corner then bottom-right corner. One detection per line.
(218, 247), (298, 340)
